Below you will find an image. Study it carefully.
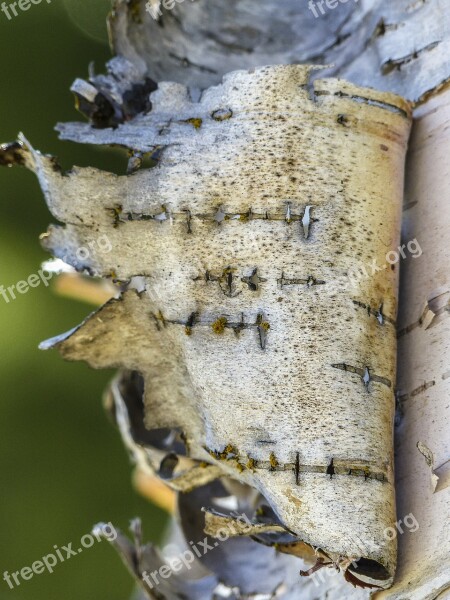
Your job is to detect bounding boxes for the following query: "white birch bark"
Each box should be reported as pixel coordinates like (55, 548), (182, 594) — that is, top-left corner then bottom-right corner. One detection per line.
(1, 0), (450, 597)
(108, 0), (450, 104)
(2, 65), (411, 595)
(373, 86), (450, 600)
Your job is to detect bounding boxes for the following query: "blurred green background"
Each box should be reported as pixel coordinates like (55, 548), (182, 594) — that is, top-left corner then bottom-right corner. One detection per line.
(0, 1), (167, 598)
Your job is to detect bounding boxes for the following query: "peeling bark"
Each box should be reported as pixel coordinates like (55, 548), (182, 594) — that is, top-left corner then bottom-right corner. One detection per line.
(1, 0), (450, 598)
(105, 0), (450, 104)
(2, 65), (411, 594)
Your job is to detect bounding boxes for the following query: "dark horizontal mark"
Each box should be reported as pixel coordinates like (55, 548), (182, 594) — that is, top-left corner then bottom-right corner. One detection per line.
(381, 41), (441, 76)
(167, 52), (218, 74)
(178, 117), (203, 130)
(195, 268), (327, 294)
(397, 380), (435, 403)
(403, 200), (418, 211)
(150, 311), (270, 349)
(205, 446), (387, 482)
(193, 267), (266, 296)
(278, 272), (326, 289)
(315, 89), (409, 118)
(352, 300), (396, 327)
(398, 295), (450, 338)
(106, 203), (316, 238)
(397, 318), (421, 339)
(331, 363), (392, 389)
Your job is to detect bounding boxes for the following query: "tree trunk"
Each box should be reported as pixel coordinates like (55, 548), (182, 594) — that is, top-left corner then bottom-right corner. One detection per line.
(1, 1), (449, 598)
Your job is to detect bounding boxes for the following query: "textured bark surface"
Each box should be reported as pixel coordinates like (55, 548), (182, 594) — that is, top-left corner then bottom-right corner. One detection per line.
(2, 65), (411, 595)
(374, 87), (450, 600)
(109, 0), (450, 104)
(1, 0), (450, 598)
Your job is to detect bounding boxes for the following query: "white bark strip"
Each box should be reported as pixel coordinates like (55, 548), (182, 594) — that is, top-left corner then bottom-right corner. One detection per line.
(374, 87), (450, 600)
(7, 65), (411, 588)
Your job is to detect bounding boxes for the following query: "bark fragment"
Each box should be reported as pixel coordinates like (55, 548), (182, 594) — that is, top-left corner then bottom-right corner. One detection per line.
(0, 65), (412, 592)
(105, 0), (450, 105)
(9, 0), (450, 593)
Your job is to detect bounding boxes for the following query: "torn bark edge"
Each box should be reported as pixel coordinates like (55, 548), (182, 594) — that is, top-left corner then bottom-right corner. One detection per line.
(417, 441), (450, 494)
(0, 135), (61, 173)
(202, 508), (389, 590)
(92, 518), (218, 599)
(71, 69), (158, 129)
(104, 371), (224, 493)
(35, 283), (396, 590)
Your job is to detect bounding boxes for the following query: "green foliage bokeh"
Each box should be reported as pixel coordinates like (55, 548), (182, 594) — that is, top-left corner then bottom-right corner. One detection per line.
(0, 2), (166, 598)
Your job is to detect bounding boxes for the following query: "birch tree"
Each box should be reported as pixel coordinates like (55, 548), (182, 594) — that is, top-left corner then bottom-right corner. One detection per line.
(1, 1), (449, 598)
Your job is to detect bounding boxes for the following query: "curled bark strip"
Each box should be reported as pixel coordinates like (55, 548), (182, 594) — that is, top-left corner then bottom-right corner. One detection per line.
(106, 0), (450, 104)
(1, 65), (411, 590)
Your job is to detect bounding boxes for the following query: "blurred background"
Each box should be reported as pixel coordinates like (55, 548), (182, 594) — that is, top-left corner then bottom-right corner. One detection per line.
(0, 1), (167, 598)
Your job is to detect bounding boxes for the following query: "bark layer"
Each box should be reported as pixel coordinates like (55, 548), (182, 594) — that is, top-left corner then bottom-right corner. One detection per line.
(3, 0), (450, 597)
(2, 65), (411, 592)
(109, 0), (450, 104)
(374, 87), (450, 600)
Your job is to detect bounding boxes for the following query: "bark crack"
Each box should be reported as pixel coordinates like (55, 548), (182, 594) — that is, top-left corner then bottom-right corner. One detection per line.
(331, 363), (392, 389)
(150, 311), (270, 349)
(108, 204), (316, 239)
(205, 446), (388, 482)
